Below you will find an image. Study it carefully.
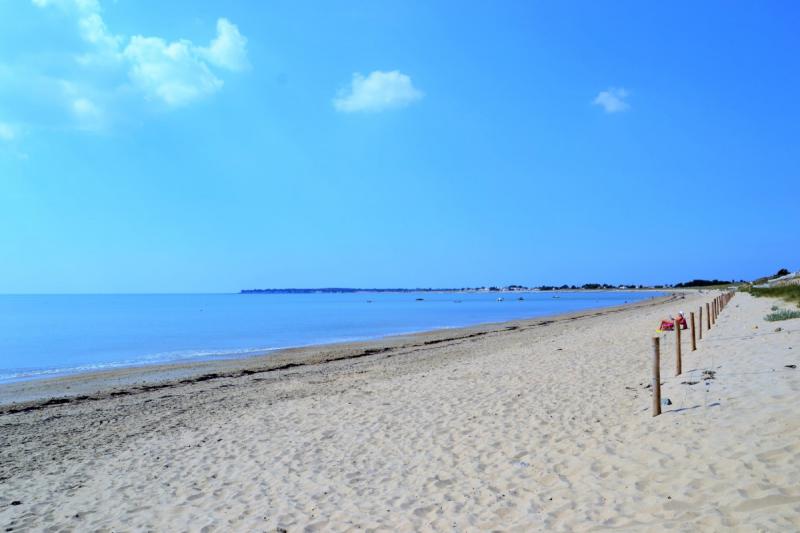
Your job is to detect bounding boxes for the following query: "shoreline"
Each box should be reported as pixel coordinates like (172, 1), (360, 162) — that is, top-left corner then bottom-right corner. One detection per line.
(0, 292), (677, 410)
(4, 289), (799, 530)
(0, 289), (664, 390)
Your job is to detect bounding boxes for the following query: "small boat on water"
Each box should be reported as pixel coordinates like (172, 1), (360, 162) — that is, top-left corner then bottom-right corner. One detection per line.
(496, 297), (504, 302)
(518, 297), (524, 301)
(416, 298), (424, 301)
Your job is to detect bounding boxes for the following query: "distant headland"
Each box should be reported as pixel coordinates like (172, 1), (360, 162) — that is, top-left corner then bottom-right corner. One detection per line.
(241, 279), (747, 294)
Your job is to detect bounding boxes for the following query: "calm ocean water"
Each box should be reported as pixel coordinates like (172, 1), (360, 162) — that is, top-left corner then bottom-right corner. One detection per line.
(0, 291), (660, 383)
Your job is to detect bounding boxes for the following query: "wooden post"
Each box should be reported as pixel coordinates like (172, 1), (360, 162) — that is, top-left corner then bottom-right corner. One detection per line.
(698, 306), (703, 340)
(711, 301), (716, 325)
(707, 302), (711, 328)
(690, 311), (697, 351)
(675, 317), (682, 375)
(652, 337), (662, 417)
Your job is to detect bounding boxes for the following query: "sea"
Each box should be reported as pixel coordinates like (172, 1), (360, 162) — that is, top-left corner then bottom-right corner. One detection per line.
(0, 291), (661, 383)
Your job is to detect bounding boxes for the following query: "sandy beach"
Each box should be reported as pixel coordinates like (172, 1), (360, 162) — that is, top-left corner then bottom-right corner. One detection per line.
(1, 290), (799, 531)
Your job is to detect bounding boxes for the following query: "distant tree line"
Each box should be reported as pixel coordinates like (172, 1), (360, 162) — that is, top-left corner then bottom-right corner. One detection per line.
(242, 272), (795, 294)
(673, 279), (740, 288)
(242, 283), (652, 294)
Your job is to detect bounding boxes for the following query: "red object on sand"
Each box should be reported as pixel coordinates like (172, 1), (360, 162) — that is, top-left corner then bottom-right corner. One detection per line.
(659, 316), (687, 331)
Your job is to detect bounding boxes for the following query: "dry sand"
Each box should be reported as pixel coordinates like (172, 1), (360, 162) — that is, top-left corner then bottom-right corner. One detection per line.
(1, 291), (799, 531)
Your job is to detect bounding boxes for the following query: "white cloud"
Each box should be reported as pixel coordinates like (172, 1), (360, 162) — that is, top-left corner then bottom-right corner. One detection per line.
(72, 97), (98, 115)
(0, 122), (16, 141)
(334, 70), (423, 113)
(593, 88), (630, 113)
(78, 11), (121, 55)
(199, 18), (249, 72)
(26, 0), (249, 115)
(123, 36), (223, 107)
(36, 0), (121, 65)
(55, 79), (106, 130)
(70, 97), (106, 130)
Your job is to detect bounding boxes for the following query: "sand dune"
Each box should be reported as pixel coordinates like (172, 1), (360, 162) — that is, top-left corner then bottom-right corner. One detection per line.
(1, 291), (799, 531)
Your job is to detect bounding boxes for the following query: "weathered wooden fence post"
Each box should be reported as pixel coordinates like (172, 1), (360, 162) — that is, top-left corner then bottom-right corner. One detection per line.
(698, 306), (703, 340)
(675, 317), (682, 376)
(653, 337), (661, 417)
(690, 311), (697, 351)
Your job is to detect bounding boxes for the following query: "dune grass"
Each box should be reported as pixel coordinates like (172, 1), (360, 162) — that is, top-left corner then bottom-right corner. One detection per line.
(765, 308), (800, 322)
(746, 285), (800, 307)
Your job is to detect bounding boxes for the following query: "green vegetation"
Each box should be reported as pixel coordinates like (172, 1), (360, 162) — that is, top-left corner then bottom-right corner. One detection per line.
(674, 279), (739, 288)
(765, 308), (800, 322)
(751, 267), (792, 286)
(746, 285), (800, 307)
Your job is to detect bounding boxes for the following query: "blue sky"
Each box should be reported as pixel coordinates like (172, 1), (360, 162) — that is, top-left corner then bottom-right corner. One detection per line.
(1, 1), (798, 293)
